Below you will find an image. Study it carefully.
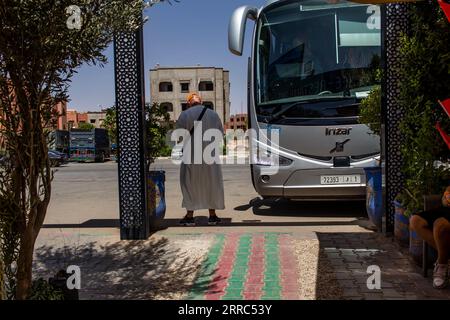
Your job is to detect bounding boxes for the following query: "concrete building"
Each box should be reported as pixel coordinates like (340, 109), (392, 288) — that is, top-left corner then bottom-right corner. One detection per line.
(67, 110), (107, 129)
(54, 101), (68, 131)
(0, 100), (67, 131)
(87, 111), (107, 128)
(150, 66), (231, 126)
(226, 113), (248, 131)
(67, 109), (87, 130)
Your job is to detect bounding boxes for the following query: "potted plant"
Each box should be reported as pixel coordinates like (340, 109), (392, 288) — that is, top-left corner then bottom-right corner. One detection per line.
(364, 166), (382, 231)
(397, 2), (450, 265)
(359, 77), (383, 230)
(393, 191), (410, 247)
(145, 103), (174, 230)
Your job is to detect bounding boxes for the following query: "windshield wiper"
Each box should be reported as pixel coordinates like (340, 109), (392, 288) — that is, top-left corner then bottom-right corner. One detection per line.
(264, 97), (354, 124)
(264, 101), (305, 124)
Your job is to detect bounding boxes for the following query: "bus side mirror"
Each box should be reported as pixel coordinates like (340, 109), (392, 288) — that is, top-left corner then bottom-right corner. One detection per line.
(228, 6), (258, 56)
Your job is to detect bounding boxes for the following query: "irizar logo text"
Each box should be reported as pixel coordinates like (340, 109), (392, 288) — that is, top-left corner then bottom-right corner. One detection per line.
(325, 128), (352, 136)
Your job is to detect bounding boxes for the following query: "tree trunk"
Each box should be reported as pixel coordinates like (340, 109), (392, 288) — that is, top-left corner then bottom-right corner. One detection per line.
(15, 227), (36, 300)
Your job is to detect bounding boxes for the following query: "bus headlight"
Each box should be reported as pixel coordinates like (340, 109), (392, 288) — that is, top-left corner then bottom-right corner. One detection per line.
(278, 155), (294, 166)
(253, 149), (293, 167)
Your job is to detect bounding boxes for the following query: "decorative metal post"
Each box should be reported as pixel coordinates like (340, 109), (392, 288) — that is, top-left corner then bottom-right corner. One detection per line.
(382, 4), (409, 233)
(114, 22), (150, 240)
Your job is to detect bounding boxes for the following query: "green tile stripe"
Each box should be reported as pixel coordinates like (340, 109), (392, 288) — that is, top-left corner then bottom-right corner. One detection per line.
(261, 233), (281, 300)
(221, 234), (252, 300)
(186, 234), (225, 300)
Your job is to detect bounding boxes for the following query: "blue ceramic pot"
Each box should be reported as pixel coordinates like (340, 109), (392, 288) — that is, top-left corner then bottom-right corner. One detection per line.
(393, 200), (409, 247)
(148, 170), (166, 229)
(364, 167), (382, 231)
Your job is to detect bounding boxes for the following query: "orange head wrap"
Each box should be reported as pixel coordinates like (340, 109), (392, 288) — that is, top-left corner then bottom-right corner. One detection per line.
(186, 93), (201, 106)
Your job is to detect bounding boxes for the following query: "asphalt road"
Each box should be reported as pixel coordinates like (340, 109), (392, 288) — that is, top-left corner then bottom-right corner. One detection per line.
(44, 159), (368, 232)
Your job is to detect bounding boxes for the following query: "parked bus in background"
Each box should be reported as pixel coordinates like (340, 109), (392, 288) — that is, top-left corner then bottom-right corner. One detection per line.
(229, 0), (381, 200)
(70, 128), (111, 163)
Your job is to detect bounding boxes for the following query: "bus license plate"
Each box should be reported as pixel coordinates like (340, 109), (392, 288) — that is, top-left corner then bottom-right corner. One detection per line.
(321, 175), (361, 185)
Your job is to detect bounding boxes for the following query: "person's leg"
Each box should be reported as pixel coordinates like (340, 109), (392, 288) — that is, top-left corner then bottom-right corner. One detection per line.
(433, 218), (450, 264)
(209, 209), (217, 217)
(208, 209), (221, 225)
(180, 210), (195, 226)
(431, 217), (450, 289)
(410, 215), (436, 249)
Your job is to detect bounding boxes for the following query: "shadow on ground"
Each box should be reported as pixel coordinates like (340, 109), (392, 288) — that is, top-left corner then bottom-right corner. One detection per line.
(235, 198), (366, 218)
(160, 218), (361, 228)
(43, 219), (120, 229)
(33, 237), (209, 300)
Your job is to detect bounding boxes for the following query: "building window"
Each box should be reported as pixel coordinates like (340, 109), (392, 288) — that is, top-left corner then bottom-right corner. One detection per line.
(90, 119), (96, 124)
(199, 81), (214, 91)
(181, 103), (189, 111)
(203, 102), (214, 110)
(180, 83), (189, 93)
(159, 82), (173, 92)
(161, 102), (174, 112)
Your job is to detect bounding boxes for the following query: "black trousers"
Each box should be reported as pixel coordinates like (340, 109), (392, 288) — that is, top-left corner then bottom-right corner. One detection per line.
(415, 207), (450, 227)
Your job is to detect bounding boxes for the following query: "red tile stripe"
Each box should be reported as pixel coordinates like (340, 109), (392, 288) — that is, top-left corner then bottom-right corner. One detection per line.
(279, 234), (301, 300)
(205, 233), (241, 300)
(243, 234), (265, 300)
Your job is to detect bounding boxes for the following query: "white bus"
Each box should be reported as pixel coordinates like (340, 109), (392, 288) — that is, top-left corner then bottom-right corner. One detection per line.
(229, 0), (381, 200)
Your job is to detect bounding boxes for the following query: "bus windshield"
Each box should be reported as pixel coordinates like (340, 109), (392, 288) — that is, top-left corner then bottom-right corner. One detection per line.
(255, 0), (381, 118)
(71, 133), (94, 148)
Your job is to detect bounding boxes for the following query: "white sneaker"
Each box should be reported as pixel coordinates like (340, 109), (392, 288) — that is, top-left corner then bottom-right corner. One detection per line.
(433, 263), (448, 289)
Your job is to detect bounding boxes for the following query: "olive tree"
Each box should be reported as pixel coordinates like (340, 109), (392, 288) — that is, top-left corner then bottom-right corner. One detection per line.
(0, 0), (148, 299)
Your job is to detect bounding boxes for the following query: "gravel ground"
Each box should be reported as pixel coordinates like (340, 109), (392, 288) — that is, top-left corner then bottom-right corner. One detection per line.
(33, 231), (345, 300)
(294, 239), (343, 300)
(33, 232), (212, 300)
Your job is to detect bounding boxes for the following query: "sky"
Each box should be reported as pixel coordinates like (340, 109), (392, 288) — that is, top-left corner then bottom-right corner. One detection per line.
(67, 0), (267, 114)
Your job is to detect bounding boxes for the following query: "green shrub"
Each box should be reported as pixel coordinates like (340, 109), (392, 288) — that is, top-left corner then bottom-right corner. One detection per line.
(77, 122), (95, 131)
(159, 145), (172, 158)
(398, 2), (450, 215)
(359, 85), (381, 136)
(146, 103), (174, 168)
(28, 278), (64, 300)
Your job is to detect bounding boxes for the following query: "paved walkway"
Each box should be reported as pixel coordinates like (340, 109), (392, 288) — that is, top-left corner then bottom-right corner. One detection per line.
(33, 227), (450, 300)
(186, 233), (304, 300)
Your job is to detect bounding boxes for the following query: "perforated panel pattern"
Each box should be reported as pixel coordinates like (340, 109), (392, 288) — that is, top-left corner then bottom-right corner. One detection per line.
(114, 29), (148, 239)
(385, 4), (409, 232)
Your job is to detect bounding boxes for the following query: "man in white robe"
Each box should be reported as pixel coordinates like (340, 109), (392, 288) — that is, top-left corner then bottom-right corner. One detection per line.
(176, 93), (225, 226)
